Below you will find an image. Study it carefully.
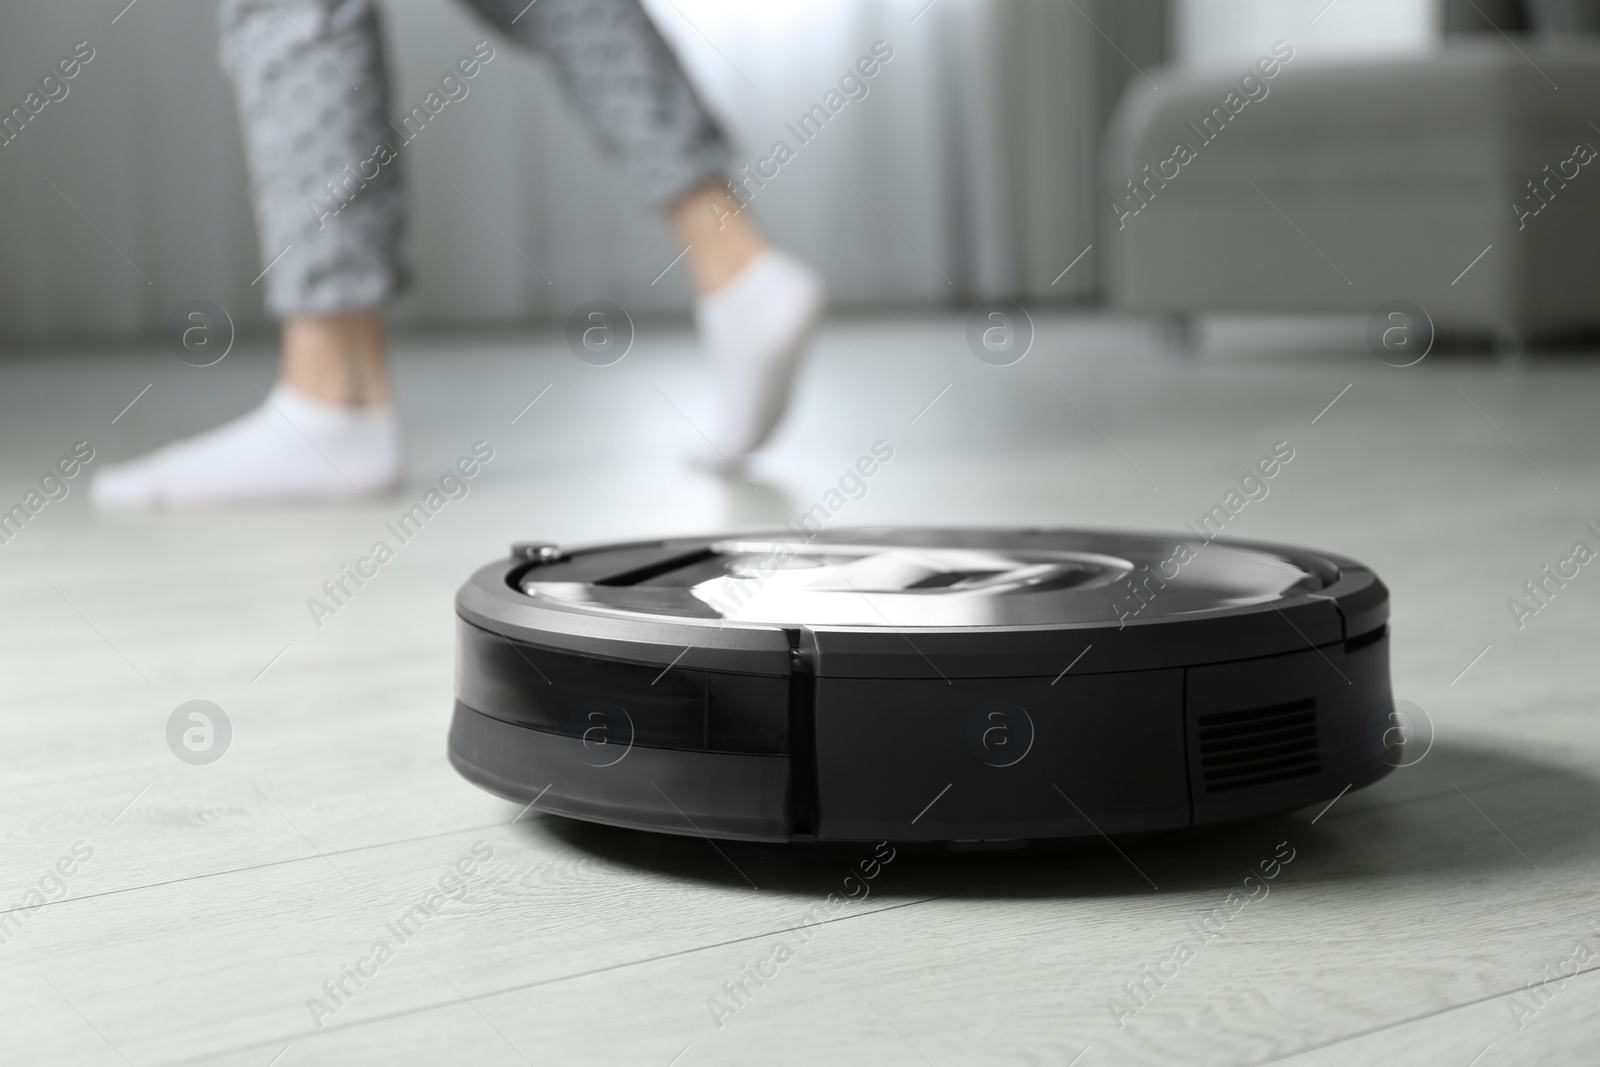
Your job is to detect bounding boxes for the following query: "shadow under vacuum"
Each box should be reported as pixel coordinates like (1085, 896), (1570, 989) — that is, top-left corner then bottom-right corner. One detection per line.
(514, 739), (1593, 901)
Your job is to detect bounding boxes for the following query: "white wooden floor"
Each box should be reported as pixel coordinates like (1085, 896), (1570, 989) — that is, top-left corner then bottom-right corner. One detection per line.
(3, 311), (1599, 1066)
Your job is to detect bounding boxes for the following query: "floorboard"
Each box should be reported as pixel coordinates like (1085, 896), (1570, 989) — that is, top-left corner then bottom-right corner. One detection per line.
(3, 313), (1599, 1064)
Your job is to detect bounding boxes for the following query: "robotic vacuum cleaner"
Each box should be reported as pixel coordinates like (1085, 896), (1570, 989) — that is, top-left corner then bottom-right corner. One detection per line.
(448, 527), (1396, 843)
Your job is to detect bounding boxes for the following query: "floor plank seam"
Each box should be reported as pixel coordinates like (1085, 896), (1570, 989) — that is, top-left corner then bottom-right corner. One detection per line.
(0, 817), (520, 922)
(147, 895), (947, 1067)
(1246, 960), (1600, 1067)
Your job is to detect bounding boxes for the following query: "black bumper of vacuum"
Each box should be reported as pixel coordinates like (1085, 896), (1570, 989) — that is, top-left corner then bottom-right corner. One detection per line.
(448, 625), (1396, 844)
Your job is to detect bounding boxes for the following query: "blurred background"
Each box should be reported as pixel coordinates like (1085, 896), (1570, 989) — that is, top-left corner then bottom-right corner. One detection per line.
(0, 0), (1507, 340)
(5, 2), (1600, 1061)
(2, 0), (1159, 336)
(4, 0), (1588, 342)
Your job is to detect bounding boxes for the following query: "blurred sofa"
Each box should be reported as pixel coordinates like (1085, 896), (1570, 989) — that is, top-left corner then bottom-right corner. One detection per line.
(1104, 42), (1600, 344)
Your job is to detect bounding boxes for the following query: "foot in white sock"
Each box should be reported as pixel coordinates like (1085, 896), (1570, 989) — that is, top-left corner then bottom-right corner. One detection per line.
(693, 249), (825, 466)
(91, 384), (401, 510)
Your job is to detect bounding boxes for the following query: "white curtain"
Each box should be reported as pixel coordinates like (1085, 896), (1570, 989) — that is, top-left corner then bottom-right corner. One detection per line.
(0, 0), (1156, 340)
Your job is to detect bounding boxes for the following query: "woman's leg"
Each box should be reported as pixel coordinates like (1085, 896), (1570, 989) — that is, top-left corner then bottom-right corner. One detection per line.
(669, 180), (770, 296)
(227, 0), (402, 408)
(466, 0), (730, 227)
(670, 178), (825, 463)
(93, 0), (402, 509)
(282, 311), (390, 406)
(466, 0), (825, 461)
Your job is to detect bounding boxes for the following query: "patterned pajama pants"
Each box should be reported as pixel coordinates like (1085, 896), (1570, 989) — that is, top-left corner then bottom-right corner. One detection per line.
(218, 0), (729, 316)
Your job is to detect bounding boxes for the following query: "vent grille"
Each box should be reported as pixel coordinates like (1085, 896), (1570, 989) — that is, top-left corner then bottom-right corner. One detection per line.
(1197, 698), (1320, 793)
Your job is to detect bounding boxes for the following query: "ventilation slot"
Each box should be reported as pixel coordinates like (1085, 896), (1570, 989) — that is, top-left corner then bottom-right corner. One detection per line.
(1198, 698), (1319, 793)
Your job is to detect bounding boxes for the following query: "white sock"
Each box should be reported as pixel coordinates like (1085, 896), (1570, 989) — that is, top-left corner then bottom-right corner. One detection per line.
(693, 249), (825, 464)
(91, 383), (401, 510)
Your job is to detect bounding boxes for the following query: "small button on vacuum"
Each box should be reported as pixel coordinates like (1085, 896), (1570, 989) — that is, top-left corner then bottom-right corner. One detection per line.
(510, 541), (566, 564)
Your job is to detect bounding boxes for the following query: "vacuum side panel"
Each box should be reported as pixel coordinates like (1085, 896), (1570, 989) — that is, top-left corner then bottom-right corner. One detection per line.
(812, 670), (1188, 841)
(1187, 637), (1395, 825)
